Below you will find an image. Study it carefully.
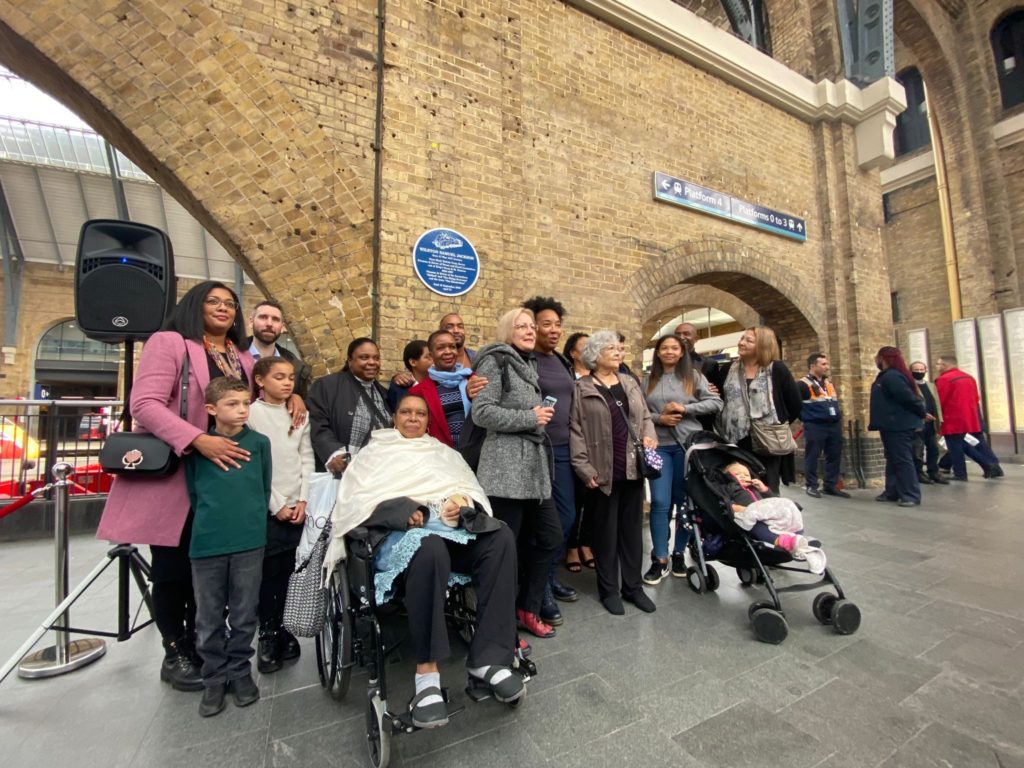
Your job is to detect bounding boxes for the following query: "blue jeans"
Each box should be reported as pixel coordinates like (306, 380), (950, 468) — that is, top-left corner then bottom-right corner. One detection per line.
(880, 429), (920, 504)
(945, 433), (1000, 478)
(192, 546), (264, 686)
(548, 444), (577, 580)
(647, 444), (690, 560)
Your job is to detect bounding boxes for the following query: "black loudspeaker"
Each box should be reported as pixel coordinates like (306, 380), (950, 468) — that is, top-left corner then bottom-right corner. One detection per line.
(75, 219), (175, 343)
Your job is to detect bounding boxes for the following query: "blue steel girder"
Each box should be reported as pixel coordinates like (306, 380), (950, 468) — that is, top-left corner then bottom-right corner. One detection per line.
(0, 178), (24, 347)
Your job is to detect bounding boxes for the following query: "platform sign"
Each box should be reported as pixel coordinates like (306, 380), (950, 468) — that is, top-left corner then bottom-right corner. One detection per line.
(412, 228), (480, 297)
(977, 315), (1012, 434)
(653, 171), (806, 242)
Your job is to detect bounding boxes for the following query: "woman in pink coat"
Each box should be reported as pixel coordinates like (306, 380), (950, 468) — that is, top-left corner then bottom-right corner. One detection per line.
(98, 281), (260, 691)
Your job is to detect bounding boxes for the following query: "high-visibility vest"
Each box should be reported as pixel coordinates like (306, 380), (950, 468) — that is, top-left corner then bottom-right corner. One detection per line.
(800, 375), (841, 423)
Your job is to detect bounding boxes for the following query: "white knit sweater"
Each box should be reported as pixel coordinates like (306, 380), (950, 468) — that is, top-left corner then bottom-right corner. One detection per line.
(247, 400), (315, 514)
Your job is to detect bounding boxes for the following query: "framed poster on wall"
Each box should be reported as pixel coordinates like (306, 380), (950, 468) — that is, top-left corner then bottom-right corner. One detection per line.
(977, 315), (1013, 455)
(1003, 308), (1024, 454)
(905, 329), (929, 372)
(952, 319), (981, 384)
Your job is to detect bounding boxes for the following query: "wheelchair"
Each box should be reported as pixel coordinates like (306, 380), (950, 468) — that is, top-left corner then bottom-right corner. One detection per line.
(315, 526), (537, 768)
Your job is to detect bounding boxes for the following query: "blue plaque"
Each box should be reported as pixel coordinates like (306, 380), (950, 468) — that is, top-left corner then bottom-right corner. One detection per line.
(412, 228), (481, 297)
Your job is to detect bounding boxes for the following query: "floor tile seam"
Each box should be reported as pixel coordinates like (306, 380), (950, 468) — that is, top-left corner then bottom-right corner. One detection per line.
(717, 652), (786, 684)
(401, 721), (512, 762)
(806, 750), (839, 768)
(260, 680), (275, 768)
(914, 592), (1024, 623)
(141, 725), (270, 754)
(263, 681), (322, 701)
(871, 719), (934, 768)
(763, 672), (839, 713)
(267, 708), (363, 745)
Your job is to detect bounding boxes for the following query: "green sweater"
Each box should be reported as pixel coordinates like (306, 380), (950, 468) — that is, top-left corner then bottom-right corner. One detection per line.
(186, 426), (272, 559)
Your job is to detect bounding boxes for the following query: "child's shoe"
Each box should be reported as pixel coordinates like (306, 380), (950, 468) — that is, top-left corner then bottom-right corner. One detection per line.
(775, 533), (798, 554)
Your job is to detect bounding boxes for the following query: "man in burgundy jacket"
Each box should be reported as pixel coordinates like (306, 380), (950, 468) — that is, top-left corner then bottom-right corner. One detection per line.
(934, 356), (1003, 481)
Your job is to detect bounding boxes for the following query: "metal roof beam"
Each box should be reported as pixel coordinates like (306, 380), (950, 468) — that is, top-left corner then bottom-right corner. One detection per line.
(30, 166), (63, 267)
(0, 178), (25, 347)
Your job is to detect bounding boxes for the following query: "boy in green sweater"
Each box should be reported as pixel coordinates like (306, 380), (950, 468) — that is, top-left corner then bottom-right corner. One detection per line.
(186, 377), (272, 718)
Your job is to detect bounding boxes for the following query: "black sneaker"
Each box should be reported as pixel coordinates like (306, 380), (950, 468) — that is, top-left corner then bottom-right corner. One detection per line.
(199, 683), (227, 717)
(279, 628), (301, 662)
(228, 674), (260, 707)
(642, 558), (669, 586)
(823, 487), (851, 499)
(670, 553), (687, 577)
(805, 486), (822, 498)
(929, 473), (949, 485)
(257, 628), (282, 674)
(160, 638), (203, 692)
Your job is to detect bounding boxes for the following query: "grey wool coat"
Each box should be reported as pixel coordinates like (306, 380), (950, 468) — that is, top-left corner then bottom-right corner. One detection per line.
(471, 342), (552, 500)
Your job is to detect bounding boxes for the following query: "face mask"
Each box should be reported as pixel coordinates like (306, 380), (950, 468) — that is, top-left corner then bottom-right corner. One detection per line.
(912, 371), (925, 381)
(876, 361), (884, 371)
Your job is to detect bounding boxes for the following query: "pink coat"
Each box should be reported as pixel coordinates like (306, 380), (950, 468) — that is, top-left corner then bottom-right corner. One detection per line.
(96, 332), (255, 547)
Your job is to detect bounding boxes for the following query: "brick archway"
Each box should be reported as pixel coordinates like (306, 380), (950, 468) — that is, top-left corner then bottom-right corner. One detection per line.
(627, 239), (822, 369)
(640, 284), (760, 344)
(0, 2), (376, 372)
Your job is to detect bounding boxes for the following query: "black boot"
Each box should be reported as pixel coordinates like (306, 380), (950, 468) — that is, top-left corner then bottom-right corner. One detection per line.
(160, 637), (203, 692)
(278, 626), (301, 662)
(257, 625), (283, 674)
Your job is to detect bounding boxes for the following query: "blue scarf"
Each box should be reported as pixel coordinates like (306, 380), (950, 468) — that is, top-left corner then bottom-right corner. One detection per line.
(428, 365), (473, 416)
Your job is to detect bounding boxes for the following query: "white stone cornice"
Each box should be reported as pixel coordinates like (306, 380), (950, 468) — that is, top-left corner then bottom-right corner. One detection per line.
(879, 149), (937, 194)
(565, 0), (907, 169)
(993, 111), (1024, 149)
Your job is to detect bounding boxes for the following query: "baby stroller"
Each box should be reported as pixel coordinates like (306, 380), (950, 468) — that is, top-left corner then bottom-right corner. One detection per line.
(316, 526), (536, 768)
(678, 431), (861, 645)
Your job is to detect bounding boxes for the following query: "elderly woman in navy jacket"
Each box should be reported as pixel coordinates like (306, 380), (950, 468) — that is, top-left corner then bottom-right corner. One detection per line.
(868, 346), (926, 507)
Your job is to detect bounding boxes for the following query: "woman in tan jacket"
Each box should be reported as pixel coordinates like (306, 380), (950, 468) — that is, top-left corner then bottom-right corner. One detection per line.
(569, 330), (658, 615)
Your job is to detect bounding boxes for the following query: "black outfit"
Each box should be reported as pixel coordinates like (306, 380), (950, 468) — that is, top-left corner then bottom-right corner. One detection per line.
(869, 368), (926, 504)
(489, 496), (563, 614)
(368, 497), (517, 667)
(691, 350), (724, 432)
(244, 336), (313, 399)
(307, 371), (391, 469)
(797, 376), (843, 492)
(586, 480), (644, 601)
(913, 381), (942, 478)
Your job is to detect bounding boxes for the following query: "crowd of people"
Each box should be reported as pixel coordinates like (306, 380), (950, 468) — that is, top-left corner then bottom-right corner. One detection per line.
(95, 280), (1007, 722)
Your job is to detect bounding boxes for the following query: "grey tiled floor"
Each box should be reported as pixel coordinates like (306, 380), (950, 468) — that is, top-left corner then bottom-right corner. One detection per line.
(2, 468), (1024, 768)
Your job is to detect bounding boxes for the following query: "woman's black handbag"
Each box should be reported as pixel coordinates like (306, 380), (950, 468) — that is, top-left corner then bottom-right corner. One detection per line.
(99, 354), (190, 477)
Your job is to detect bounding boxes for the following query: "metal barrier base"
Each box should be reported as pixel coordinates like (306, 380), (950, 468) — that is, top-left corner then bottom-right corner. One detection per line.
(18, 637), (106, 679)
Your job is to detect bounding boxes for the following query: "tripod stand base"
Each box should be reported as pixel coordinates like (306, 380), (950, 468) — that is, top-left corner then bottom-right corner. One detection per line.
(18, 638), (106, 679)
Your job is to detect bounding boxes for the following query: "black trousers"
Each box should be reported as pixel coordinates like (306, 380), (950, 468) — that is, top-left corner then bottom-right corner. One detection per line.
(566, 475), (594, 550)
(489, 496), (561, 614)
(404, 526), (517, 667)
(913, 421), (940, 476)
(259, 548), (296, 627)
(149, 511), (196, 645)
(803, 421), (843, 490)
(586, 479), (644, 600)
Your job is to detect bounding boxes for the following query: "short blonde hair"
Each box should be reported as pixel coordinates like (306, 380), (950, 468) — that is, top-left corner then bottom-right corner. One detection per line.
(745, 326), (781, 369)
(495, 307), (534, 344)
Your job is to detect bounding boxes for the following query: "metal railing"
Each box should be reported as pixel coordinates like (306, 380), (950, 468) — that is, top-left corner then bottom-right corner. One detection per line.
(0, 399), (123, 499)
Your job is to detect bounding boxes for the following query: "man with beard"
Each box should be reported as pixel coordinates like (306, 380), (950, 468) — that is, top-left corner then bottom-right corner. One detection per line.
(440, 312), (476, 369)
(522, 296), (579, 626)
(246, 300), (312, 398)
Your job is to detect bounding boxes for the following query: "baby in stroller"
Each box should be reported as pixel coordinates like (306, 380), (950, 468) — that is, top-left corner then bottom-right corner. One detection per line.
(721, 461), (826, 574)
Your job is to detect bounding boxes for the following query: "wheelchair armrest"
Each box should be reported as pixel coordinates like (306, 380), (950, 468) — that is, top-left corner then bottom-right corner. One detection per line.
(348, 526), (371, 542)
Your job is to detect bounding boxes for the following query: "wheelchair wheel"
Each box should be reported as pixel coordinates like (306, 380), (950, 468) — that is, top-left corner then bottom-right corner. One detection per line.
(316, 569), (353, 700)
(366, 689), (391, 768)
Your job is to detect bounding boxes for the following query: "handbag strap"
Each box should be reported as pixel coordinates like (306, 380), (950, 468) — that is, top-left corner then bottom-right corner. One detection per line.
(178, 351), (190, 420)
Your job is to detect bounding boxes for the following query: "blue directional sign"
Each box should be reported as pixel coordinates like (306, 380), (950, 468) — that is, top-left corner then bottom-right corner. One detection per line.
(412, 228), (480, 297)
(653, 171), (807, 242)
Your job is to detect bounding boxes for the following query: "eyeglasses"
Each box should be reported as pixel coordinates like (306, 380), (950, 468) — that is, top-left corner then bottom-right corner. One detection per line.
(205, 297), (239, 310)
(514, 323), (538, 332)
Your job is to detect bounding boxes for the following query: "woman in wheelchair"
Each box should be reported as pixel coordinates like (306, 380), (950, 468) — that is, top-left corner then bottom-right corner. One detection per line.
(326, 393), (525, 729)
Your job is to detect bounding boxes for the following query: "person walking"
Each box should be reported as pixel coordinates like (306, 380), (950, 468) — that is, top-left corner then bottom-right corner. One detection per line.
(934, 355), (1004, 480)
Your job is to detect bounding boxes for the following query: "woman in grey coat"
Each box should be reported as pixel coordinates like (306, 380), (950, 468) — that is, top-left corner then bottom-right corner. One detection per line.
(569, 330), (658, 615)
(472, 307), (562, 639)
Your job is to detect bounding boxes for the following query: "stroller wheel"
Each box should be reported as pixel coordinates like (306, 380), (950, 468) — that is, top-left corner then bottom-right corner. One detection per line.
(685, 566), (706, 594)
(747, 600), (774, 621)
(831, 600), (862, 635)
(812, 592), (837, 625)
(704, 564), (720, 592)
(751, 607), (788, 645)
(736, 567), (756, 586)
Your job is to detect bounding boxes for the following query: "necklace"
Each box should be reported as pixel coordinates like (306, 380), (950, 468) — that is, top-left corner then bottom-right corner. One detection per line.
(203, 336), (243, 380)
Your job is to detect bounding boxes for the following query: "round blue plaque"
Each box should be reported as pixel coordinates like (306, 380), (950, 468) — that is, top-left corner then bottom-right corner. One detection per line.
(412, 228), (480, 297)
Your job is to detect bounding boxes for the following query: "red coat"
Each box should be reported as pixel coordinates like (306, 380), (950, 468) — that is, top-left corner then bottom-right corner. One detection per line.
(408, 377), (455, 447)
(96, 332), (255, 546)
(935, 367), (981, 435)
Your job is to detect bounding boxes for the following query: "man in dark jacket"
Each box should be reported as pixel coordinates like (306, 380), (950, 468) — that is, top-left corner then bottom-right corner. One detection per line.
(675, 322), (724, 391)
(909, 361), (948, 485)
(246, 299), (313, 399)
(798, 353), (850, 498)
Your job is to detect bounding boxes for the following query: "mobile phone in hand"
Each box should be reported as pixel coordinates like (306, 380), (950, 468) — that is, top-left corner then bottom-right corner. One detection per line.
(542, 396), (558, 409)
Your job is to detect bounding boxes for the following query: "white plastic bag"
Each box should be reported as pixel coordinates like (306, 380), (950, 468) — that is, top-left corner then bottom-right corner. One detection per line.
(296, 472), (339, 565)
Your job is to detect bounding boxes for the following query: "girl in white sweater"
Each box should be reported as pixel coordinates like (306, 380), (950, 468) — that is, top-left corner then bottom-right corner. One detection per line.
(248, 356), (316, 673)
